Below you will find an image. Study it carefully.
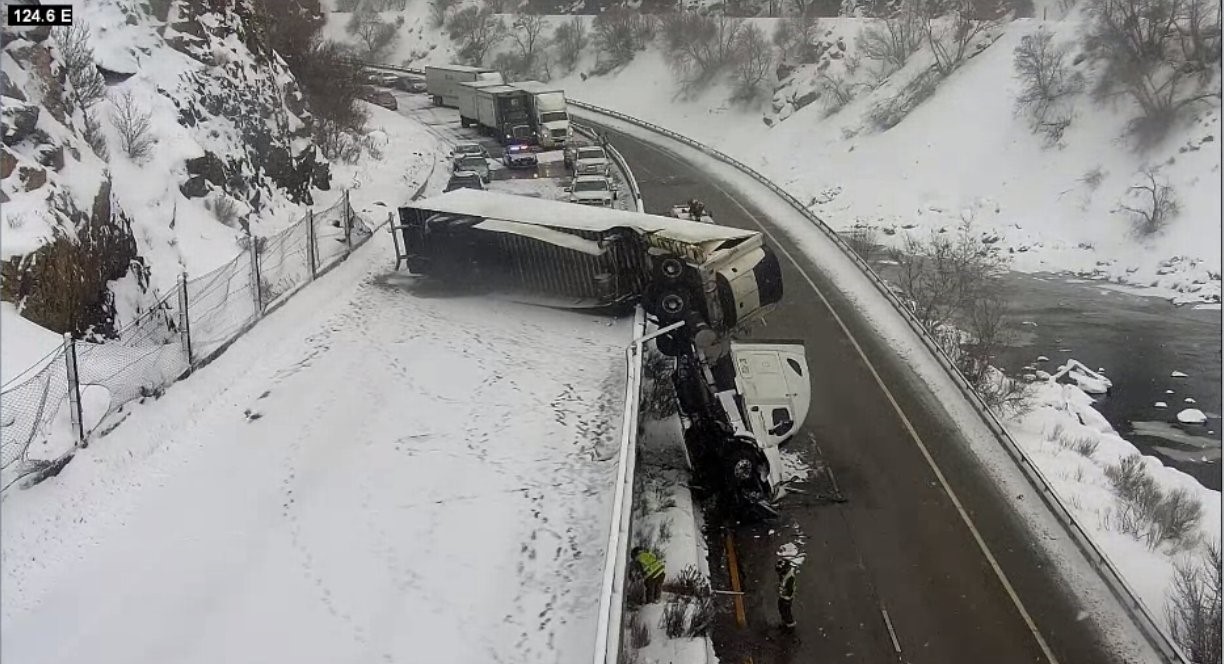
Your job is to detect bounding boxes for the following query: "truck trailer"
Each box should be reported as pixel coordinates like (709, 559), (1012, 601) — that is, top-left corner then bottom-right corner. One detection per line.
(456, 79), (505, 129)
(393, 190), (783, 357)
(424, 64), (504, 108)
(474, 85), (536, 145)
(507, 81), (571, 148)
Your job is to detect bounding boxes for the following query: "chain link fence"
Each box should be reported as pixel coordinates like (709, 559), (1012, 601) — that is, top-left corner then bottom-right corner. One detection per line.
(1, 188), (390, 494)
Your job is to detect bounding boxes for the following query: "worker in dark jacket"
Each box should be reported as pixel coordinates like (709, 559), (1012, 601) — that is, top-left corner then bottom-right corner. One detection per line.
(776, 558), (798, 629)
(632, 546), (666, 603)
(688, 198), (705, 220)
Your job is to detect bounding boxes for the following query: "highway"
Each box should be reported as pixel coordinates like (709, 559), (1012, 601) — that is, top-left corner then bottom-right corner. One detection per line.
(593, 122), (1131, 664)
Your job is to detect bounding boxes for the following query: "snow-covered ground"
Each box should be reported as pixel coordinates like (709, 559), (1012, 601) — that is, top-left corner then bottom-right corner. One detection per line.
(1, 200), (632, 663)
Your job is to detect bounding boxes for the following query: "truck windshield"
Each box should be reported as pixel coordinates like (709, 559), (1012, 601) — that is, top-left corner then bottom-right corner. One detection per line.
(573, 180), (608, 192)
(541, 111), (568, 123)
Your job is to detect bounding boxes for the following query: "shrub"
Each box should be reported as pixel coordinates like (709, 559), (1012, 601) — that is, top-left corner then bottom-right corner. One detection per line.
(626, 574), (648, 608)
(660, 12), (744, 91)
(629, 612), (651, 647)
(664, 564), (710, 598)
(1013, 29), (1084, 144)
(1167, 542), (1222, 664)
(1071, 436), (1099, 458)
(772, 13), (820, 63)
(210, 194), (242, 227)
(593, 8), (655, 71)
(110, 90), (155, 161)
(52, 25), (106, 109)
(1105, 454), (1203, 548)
(347, 6), (398, 61)
(686, 595), (716, 636)
(510, 13), (548, 78)
(844, 225), (878, 261)
(731, 23), (774, 101)
(430, 0), (459, 28)
(1119, 168), (1179, 237)
(854, 10), (923, 78)
(660, 599), (688, 637)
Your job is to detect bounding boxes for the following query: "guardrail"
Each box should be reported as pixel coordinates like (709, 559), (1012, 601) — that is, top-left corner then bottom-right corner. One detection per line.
(571, 122), (646, 214)
(349, 58), (1185, 664)
(565, 100), (1189, 664)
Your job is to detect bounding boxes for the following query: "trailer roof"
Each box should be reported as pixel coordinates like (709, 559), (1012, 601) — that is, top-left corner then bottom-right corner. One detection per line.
(424, 64), (494, 74)
(508, 81), (564, 94)
(478, 85), (526, 95)
(408, 189), (757, 245)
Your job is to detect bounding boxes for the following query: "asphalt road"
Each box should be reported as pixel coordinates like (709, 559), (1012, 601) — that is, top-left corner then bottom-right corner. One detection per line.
(594, 123), (1130, 664)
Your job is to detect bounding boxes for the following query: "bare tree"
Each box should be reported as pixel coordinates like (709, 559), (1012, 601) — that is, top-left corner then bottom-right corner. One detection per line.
(1167, 542), (1222, 664)
(919, 0), (1001, 76)
(52, 25), (106, 108)
(854, 9), (923, 77)
(295, 40), (369, 138)
(817, 71), (860, 114)
(110, 90), (155, 161)
(593, 8), (655, 70)
(347, 6), (399, 60)
(448, 6), (507, 66)
(661, 12), (744, 89)
(1119, 168), (1179, 236)
(510, 12), (546, 77)
(1013, 29), (1084, 144)
(772, 12), (820, 62)
(552, 17), (587, 74)
(430, 0), (459, 28)
(731, 23), (774, 101)
(1084, 0), (1221, 142)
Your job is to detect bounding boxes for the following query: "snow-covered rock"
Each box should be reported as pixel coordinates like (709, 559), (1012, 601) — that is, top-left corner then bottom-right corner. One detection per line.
(1171, 370), (1190, 378)
(1155, 401), (1168, 408)
(1177, 408), (1208, 424)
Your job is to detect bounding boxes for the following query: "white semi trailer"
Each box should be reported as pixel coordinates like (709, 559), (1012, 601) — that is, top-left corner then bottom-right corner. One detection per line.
(424, 64), (504, 108)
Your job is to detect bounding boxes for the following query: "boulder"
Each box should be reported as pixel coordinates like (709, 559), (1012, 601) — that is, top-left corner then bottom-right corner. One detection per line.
(37, 144), (63, 170)
(18, 165), (46, 190)
(1, 71), (26, 101)
(186, 152), (226, 187)
(3, 101), (40, 144)
(794, 89), (821, 111)
(1, 148), (16, 179)
(179, 175), (210, 198)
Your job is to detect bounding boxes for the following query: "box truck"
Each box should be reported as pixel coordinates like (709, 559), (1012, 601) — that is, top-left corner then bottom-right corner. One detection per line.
(424, 64), (504, 108)
(474, 85), (536, 145)
(456, 79), (506, 129)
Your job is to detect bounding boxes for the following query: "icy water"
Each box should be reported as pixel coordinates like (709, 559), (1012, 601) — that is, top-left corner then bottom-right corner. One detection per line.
(993, 273), (1222, 491)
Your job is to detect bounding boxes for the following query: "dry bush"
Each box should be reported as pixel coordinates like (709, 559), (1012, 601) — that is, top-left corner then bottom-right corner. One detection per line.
(110, 90), (155, 161)
(918, 0), (1002, 76)
(664, 564), (710, 598)
(430, 0), (459, 28)
(552, 17), (588, 74)
(818, 71), (861, 115)
(626, 574), (648, 608)
(866, 65), (941, 129)
(1083, 0), (1221, 143)
(294, 40), (369, 142)
(253, 0), (326, 71)
(593, 8), (655, 71)
(686, 595), (716, 636)
(82, 110), (109, 160)
(660, 599), (688, 637)
(660, 12), (744, 90)
(844, 225), (879, 261)
(855, 10), (923, 78)
(629, 612), (651, 648)
(1120, 168), (1179, 236)
(509, 13), (548, 78)
(1105, 454), (1203, 548)
(210, 195), (242, 227)
(448, 6), (507, 66)
(641, 350), (679, 420)
(1167, 542), (1222, 664)
(772, 13), (820, 63)
(731, 23), (775, 101)
(52, 25), (106, 109)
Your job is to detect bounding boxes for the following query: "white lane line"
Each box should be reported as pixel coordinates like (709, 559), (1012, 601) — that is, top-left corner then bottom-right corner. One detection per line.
(616, 129), (1061, 664)
(881, 605), (903, 655)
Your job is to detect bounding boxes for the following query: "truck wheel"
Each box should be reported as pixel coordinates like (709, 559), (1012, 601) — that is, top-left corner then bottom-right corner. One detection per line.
(655, 255), (686, 283)
(654, 331), (684, 357)
(654, 287), (690, 323)
(460, 117), (471, 128)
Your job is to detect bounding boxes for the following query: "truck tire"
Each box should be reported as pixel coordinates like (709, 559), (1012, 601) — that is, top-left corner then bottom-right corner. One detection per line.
(432, 95), (442, 106)
(460, 116), (471, 128)
(654, 331), (684, 357)
(655, 255), (686, 283)
(654, 287), (690, 323)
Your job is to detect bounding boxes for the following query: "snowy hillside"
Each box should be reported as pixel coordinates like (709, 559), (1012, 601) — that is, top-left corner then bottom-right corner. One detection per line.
(323, 3), (1220, 305)
(2, 0), (337, 344)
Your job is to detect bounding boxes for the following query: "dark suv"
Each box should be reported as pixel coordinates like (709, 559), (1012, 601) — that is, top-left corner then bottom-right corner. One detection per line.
(444, 172), (486, 192)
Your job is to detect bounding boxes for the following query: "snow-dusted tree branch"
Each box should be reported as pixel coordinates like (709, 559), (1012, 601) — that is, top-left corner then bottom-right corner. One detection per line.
(1013, 28), (1084, 144)
(731, 24), (774, 101)
(1166, 541), (1222, 664)
(1118, 168), (1179, 236)
(551, 17), (587, 74)
(855, 8), (923, 78)
(447, 6), (507, 67)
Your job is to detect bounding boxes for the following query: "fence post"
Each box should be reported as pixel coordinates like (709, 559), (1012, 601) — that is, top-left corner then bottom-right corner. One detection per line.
(177, 272), (192, 366)
(62, 333), (85, 449)
(344, 190), (353, 252)
(307, 210), (318, 279)
(248, 237), (263, 315)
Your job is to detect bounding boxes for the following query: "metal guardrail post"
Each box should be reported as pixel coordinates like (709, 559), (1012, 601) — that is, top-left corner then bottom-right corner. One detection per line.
(248, 237), (263, 314)
(307, 210), (318, 280)
(566, 101), (1190, 664)
(177, 272), (192, 366)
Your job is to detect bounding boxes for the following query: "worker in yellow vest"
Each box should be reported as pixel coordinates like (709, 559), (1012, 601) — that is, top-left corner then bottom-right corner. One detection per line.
(632, 546), (666, 603)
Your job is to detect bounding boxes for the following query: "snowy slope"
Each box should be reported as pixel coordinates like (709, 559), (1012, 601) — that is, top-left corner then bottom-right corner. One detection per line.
(1, 208), (632, 663)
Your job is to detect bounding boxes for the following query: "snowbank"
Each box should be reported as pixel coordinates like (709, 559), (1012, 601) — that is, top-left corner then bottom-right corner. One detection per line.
(1, 303), (62, 386)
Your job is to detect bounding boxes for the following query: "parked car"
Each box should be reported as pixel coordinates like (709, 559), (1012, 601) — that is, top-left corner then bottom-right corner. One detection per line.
(454, 154), (491, 182)
(503, 144), (539, 169)
(565, 145), (610, 177)
(566, 175), (617, 207)
(445, 171), (487, 192)
(394, 75), (427, 93)
(451, 142), (490, 166)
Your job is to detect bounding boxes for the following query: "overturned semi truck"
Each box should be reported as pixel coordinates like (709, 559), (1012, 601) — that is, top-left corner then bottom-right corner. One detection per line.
(393, 190), (806, 518)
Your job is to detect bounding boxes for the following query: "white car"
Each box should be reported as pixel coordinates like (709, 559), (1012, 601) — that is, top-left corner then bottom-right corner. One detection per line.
(567, 175), (618, 207)
(503, 144), (538, 169)
(567, 145), (610, 177)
